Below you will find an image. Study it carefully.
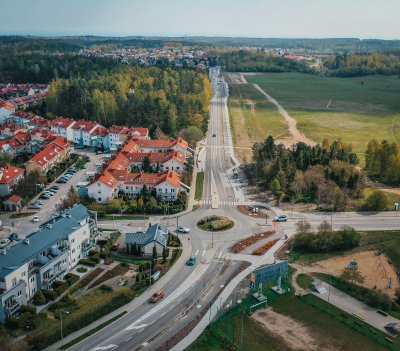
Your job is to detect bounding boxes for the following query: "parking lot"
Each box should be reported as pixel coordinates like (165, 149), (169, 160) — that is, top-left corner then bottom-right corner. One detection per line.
(1, 151), (106, 236)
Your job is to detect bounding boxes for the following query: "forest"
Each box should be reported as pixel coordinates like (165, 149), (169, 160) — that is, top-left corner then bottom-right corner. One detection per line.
(248, 136), (364, 209)
(323, 51), (400, 76)
(46, 65), (212, 137)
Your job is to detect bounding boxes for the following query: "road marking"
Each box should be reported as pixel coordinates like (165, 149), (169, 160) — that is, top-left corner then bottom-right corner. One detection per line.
(124, 337), (132, 342)
(202, 250), (206, 257)
(91, 345), (118, 351)
(111, 347), (118, 351)
(126, 324), (148, 330)
(195, 249), (199, 256)
(217, 252), (222, 259)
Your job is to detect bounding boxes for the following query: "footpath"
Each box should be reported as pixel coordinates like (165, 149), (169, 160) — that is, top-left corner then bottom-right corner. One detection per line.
(44, 236), (192, 351)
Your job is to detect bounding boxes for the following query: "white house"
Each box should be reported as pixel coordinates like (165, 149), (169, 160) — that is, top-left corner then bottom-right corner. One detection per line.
(0, 165), (24, 196)
(50, 117), (76, 142)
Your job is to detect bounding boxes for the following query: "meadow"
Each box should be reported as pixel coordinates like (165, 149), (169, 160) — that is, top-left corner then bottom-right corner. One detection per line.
(246, 73), (400, 161)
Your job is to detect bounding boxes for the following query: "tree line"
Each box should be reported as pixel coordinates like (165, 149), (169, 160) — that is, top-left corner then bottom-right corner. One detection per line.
(248, 136), (364, 210)
(366, 139), (400, 185)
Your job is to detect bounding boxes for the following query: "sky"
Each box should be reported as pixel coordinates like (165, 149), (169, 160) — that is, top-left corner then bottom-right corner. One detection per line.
(0, 0), (399, 39)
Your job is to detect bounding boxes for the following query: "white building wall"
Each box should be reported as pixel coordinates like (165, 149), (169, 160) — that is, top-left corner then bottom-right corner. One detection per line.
(68, 222), (90, 269)
(87, 181), (115, 204)
(142, 242), (164, 256)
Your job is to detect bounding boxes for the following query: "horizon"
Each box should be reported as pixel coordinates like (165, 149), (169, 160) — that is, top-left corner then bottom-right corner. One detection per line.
(1, 0), (399, 40)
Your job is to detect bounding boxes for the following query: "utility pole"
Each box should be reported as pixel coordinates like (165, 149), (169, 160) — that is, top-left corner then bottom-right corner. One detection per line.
(331, 204), (334, 230)
(59, 310), (69, 347)
(212, 227), (214, 248)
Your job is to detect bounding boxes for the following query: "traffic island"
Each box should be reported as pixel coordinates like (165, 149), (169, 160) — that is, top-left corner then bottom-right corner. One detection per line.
(197, 215), (234, 231)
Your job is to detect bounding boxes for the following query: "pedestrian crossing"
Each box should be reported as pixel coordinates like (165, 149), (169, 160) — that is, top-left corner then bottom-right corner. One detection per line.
(125, 262), (209, 330)
(200, 199), (237, 207)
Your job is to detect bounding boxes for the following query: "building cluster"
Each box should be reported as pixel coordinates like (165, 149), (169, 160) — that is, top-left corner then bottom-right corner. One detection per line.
(0, 204), (98, 322)
(0, 83), (48, 111)
(87, 137), (190, 203)
(0, 101), (191, 204)
(77, 48), (208, 70)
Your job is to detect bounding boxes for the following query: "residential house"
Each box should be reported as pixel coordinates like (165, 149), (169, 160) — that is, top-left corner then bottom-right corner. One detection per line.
(0, 204), (97, 322)
(3, 195), (22, 211)
(0, 165), (24, 196)
(72, 120), (102, 148)
(125, 223), (168, 257)
(133, 138), (189, 155)
(108, 125), (130, 151)
(25, 138), (71, 175)
(128, 151), (185, 174)
(128, 127), (150, 140)
(0, 100), (15, 124)
(50, 117), (76, 142)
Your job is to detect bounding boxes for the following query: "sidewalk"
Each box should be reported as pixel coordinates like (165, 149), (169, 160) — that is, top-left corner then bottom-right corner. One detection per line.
(313, 281), (400, 334)
(44, 236), (192, 351)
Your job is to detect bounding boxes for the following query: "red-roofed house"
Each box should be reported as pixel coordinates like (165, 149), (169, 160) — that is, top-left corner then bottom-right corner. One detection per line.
(129, 128), (150, 140)
(127, 151), (185, 174)
(50, 117), (76, 142)
(72, 120), (103, 147)
(0, 100), (15, 124)
(87, 171), (119, 203)
(0, 165), (24, 196)
(108, 125), (130, 151)
(25, 139), (70, 175)
(133, 138), (189, 155)
(3, 194), (22, 211)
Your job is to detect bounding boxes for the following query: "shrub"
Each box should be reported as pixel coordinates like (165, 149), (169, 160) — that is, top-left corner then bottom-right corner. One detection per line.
(41, 289), (57, 301)
(104, 257), (113, 265)
(52, 280), (69, 296)
(99, 285), (112, 292)
(79, 258), (96, 267)
(49, 292), (76, 312)
(99, 252), (107, 259)
(363, 190), (390, 211)
(252, 239), (278, 255)
(76, 267), (87, 273)
(32, 291), (47, 306)
(20, 304), (37, 315)
(90, 253), (101, 264)
(65, 273), (79, 286)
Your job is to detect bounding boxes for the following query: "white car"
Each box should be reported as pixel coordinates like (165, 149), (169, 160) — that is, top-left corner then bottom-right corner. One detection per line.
(274, 215), (288, 222)
(32, 216), (39, 223)
(177, 226), (190, 233)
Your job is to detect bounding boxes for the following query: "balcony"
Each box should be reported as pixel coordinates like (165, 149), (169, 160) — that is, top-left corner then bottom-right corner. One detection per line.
(5, 298), (20, 316)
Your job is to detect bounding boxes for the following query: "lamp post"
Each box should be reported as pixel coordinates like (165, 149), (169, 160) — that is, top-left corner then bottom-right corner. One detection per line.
(59, 309), (69, 347)
(331, 204), (334, 230)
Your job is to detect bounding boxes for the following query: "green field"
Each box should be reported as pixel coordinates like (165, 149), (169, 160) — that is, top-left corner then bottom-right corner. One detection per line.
(195, 171), (204, 200)
(246, 73), (400, 161)
(227, 83), (288, 163)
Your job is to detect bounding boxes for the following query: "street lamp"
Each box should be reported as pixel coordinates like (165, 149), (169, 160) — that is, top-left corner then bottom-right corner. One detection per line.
(59, 309), (69, 347)
(330, 204), (334, 230)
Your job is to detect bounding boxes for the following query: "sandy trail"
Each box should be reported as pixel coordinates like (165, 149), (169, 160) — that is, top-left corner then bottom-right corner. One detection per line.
(253, 83), (316, 147)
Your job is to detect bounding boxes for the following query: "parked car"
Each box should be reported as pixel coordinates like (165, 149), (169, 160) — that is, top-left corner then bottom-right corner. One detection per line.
(32, 216), (39, 223)
(177, 226), (190, 233)
(187, 256), (197, 266)
(149, 290), (165, 303)
(56, 178), (67, 184)
(43, 191), (54, 196)
(28, 204), (41, 210)
(50, 185), (60, 190)
(34, 200), (42, 205)
(274, 215), (288, 222)
(46, 189), (57, 194)
(40, 193), (50, 199)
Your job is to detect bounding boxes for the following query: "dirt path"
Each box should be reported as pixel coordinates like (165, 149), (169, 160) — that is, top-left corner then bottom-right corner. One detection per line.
(365, 176), (400, 196)
(253, 84), (317, 147)
(252, 308), (338, 351)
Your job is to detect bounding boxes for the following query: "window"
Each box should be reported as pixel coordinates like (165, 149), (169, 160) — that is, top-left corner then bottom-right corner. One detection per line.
(17, 291), (22, 297)
(12, 277), (17, 286)
(21, 272), (26, 278)
(171, 189), (175, 192)
(98, 190), (101, 194)
(98, 197), (101, 201)
(72, 249), (75, 254)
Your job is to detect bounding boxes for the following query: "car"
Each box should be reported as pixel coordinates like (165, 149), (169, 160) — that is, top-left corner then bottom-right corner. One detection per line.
(40, 194), (50, 199)
(212, 134), (216, 137)
(149, 290), (165, 303)
(187, 256), (197, 266)
(28, 204), (41, 210)
(274, 215), (288, 222)
(50, 185), (60, 190)
(46, 189), (57, 194)
(177, 226), (190, 233)
(32, 216), (39, 223)
(34, 200), (42, 205)
(56, 178), (67, 184)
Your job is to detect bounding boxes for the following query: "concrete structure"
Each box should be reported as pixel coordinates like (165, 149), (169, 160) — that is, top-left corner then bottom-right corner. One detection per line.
(3, 194), (22, 211)
(0, 204), (97, 322)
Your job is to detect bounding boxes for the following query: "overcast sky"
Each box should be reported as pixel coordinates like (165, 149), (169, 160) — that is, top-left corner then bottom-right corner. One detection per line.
(0, 0), (399, 39)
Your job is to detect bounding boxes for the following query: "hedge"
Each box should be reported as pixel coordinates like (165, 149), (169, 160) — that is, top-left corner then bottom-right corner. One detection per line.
(52, 280), (69, 296)
(79, 259), (96, 267)
(42, 289), (57, 301)
(65, 273), (80, 286)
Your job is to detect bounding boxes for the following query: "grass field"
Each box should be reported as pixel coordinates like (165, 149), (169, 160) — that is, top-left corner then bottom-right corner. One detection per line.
(195, 171), (204, 200)
(246, 73), (400, 161)
(227, 83), (288, 163)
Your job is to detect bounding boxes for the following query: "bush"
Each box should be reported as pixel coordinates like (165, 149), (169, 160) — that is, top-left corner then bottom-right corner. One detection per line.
(293, 225), (360, 253)
(363, 190), (390, 211)
(79, 258), (96, 267)
(20, 304), (37, 315)
(90, 253), (101, 264)
(32, 291), (47, 306)
(104, 256), (113, 265)
(52, 280), (69, 296)
(99, 285), (112, 292)
(41, 289), (57, 301)
(65, 273), (80, 286)
(76, 267), (87, 273)
(49, 292), (76, 312)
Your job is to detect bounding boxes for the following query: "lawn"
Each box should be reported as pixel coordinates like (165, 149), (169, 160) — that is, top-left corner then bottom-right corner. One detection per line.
(246, 73), (400, 162)
(195, 171), (204, 200)
(227, 83), (288, 163)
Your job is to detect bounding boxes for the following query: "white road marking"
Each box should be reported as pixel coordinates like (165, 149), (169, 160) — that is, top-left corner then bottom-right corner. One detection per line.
(217, 252), (222, 259)
(202, 250), (206, 257)
(91, 345), (118, 351)
(125, 263), (208, 330)
(195, 249), (199, 256)
(124, 337), (132, 342)
(127, 324), (148, 330)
